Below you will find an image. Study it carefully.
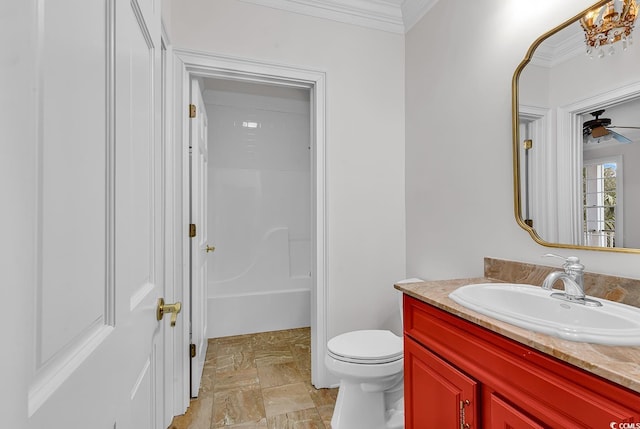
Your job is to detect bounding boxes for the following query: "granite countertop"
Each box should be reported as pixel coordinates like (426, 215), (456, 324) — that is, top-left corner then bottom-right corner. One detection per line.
(395, 277), (640, 394)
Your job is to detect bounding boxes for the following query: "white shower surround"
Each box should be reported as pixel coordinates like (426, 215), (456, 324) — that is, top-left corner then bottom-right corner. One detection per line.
(204, 86), (312, 337)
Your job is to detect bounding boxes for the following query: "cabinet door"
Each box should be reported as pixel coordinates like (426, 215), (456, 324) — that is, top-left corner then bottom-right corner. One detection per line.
(405, 337), (478, 428)
(490, 394), (546, 429)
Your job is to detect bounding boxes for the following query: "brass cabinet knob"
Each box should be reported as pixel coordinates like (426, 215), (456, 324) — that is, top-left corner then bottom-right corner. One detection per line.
(157, 298), (182, 327)
(205, 245), (216, 253)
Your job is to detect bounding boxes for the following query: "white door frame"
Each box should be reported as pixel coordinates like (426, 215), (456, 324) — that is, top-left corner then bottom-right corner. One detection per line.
(557, 80), (640, 246)
(519, 105), (555, 242)
(170, 48), (329, 414)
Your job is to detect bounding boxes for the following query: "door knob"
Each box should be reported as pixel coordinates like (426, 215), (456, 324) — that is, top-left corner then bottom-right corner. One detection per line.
(205, 245), (216, 253)
(157, 298), (182, 327)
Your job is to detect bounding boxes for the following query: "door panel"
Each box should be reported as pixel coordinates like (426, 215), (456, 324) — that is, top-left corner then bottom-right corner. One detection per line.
(29, 0), (114, 418)
(190, 78), (209, 397)
(37, 0), (109, 370)
(27, 0), (166, 427)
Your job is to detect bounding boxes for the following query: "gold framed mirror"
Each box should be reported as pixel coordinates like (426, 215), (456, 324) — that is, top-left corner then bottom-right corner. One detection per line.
(512, 0), (640, 253)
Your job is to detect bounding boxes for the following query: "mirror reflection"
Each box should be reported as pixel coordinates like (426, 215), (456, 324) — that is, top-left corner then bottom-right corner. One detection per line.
(515, 0), (640, 251)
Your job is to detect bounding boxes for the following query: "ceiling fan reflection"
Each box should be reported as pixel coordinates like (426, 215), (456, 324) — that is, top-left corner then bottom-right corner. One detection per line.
(583, 109), (640, 144)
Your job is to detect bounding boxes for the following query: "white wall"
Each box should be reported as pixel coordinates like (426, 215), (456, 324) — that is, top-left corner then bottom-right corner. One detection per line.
(548, 43), (640, 108)
(406, 0), (640, 281)
(169, 0), (406, 336)
(519, 63), (550, 108)
(204, 82), (312, 336)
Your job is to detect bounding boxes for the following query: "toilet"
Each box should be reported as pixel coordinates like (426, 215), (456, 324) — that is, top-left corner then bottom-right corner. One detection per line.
(325, 278), (423, 429)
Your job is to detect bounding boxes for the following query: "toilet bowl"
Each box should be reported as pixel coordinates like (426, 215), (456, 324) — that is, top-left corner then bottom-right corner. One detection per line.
(325, 278), (423, 429)
(325, 329), (404, 429)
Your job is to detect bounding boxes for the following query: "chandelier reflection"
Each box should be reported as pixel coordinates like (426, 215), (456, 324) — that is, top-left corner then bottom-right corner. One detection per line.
(580, 0), (639, 57)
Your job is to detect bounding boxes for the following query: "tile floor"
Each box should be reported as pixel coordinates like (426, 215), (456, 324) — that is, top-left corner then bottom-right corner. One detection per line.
(169, 328), (338, 429)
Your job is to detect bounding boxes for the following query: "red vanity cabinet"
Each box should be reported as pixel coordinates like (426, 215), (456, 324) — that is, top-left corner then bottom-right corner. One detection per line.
(403, 295), (640, 428)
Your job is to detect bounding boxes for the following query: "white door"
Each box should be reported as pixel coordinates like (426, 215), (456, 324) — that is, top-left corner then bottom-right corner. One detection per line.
(190, 78), (209, 397)
(8, 0), (170, 427)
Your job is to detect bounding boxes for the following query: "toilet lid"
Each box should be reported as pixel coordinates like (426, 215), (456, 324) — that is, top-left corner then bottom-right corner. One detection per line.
(327, 330), (403, 364)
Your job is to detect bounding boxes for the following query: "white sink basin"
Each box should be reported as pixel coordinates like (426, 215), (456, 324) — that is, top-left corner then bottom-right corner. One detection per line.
(449, 283), (640, 346)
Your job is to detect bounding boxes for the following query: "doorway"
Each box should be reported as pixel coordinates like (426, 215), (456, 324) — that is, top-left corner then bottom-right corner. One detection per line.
(173, 50), (330, 409)
(202, 78), (312, 337)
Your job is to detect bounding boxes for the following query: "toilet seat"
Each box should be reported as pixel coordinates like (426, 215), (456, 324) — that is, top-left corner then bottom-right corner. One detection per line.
(327, 330), (403, 364)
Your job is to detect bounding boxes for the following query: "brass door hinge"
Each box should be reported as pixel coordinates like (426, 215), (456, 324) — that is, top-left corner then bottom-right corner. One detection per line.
(189, 104), (196, 118)
(190, 344), (196, 358)
(523, 139), (533, 150)
(189, 223), (196, 238)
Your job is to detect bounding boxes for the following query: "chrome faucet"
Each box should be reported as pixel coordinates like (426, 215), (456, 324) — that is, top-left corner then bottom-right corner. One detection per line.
(541, 254), (602, 307)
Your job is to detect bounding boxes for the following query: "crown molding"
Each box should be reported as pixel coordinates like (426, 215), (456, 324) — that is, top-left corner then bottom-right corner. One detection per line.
(402, 0), (439, 32)
(531, 22), (586, 68)
(237, 0), (440, 34)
